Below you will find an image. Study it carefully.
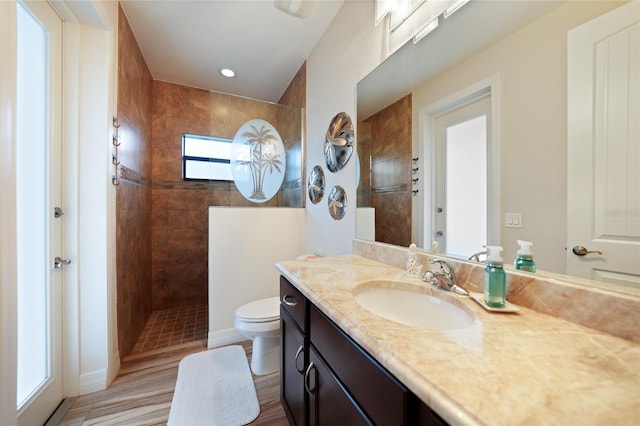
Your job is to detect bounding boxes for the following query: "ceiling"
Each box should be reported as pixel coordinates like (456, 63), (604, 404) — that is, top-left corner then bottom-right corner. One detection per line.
(120, 0), (345, 103)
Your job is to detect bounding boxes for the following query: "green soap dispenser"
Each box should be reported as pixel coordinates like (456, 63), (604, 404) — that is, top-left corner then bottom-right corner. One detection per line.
(514, 240), (536, 272)
(484, 246), (506, 308)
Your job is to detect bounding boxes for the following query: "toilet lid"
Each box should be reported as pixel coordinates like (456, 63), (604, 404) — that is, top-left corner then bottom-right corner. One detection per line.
(236, 297), (280, 322)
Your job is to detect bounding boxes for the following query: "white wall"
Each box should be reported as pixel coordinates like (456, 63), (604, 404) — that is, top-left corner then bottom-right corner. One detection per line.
(208, 207), (306, 347)
(75, 20), (117, 393)
(305, 0), (386, 255)
(56, 0), (119, 395)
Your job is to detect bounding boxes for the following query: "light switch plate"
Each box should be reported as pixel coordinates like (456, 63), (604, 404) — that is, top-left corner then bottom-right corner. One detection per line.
(505, 213), (522, 228)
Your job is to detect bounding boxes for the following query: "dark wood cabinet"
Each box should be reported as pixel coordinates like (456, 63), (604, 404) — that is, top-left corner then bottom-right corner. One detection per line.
(310, 304), (413, 425)
(280, 277), (308, 426)
(281, 307), (306, 425)
(280, 276), (448, 426)
(307, 346), (371, 426)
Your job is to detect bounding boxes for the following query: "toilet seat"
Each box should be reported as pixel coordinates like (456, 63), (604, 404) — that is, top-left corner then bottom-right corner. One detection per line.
(235, 297), (280, 323)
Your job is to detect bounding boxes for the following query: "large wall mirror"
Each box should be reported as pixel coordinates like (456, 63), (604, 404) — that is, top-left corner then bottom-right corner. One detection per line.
(356, 0), (639, 297)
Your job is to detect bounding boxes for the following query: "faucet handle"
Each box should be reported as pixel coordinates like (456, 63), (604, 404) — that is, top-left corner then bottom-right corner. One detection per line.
(420, 271), (438, 287)
(429, 259), (456, 281)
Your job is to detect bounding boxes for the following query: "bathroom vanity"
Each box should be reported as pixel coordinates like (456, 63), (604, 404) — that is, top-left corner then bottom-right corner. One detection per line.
(277, 254), (640, 426)
(280, 276), (444, 425)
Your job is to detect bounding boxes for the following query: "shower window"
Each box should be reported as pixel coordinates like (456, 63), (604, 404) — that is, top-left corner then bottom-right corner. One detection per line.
(182, 134), (233, 181)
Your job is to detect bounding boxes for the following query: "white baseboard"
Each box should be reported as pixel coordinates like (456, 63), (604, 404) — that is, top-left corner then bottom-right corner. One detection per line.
(207, 328), (245, 349)
(78, 368), (107, 395)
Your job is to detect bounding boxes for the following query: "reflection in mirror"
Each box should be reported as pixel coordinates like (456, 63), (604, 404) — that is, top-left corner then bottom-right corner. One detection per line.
(325, 112), (355, 172)
(357, 96), (412, 247)
(308, 165), (325, 204)
(356, 1), (638, 296)
(328, 185), (347, 220)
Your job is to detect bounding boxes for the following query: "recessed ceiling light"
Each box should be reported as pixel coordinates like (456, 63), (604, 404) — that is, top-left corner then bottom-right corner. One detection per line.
(220, 68), (236, 78)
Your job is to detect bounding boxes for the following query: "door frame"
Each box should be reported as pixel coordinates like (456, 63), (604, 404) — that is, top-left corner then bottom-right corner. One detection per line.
(417, 74), (501, 252)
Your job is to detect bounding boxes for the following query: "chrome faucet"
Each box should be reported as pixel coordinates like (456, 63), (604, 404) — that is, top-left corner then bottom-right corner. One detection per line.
(420, 259), (469, 295)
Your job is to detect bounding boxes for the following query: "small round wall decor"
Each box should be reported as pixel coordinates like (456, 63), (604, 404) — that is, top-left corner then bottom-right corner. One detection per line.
(231, 119), (286, 203)
(308, 165), (325, 204)
(328, 185), (347, 220)
(325, 112), (354, 173)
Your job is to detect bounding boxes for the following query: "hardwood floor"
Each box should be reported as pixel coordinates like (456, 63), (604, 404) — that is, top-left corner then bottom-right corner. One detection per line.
(59, 340), (287, 425)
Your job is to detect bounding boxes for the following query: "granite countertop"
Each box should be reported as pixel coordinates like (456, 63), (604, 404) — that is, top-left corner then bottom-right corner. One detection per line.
(276, 254), (640, 426)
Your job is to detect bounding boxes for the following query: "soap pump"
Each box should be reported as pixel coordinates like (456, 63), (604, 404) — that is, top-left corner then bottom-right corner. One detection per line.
(514, 240), (536, 272)
(484, 245), (506, 307)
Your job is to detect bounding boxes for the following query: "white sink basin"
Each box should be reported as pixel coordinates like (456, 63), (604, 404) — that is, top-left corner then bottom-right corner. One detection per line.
(353, 280), (474, 330)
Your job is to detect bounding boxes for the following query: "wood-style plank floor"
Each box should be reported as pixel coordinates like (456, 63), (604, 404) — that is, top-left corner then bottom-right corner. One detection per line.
(59, 340), (287, 425)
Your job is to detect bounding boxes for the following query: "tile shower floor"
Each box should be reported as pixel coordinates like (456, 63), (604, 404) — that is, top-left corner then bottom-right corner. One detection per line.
(131, 304), (208, 354)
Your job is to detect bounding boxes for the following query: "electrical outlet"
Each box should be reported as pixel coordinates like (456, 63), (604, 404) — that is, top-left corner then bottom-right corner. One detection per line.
(505, 213), (522, 228)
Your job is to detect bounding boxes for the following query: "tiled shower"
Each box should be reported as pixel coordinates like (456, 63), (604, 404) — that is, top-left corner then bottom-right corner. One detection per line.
(116, 5), (305, 358)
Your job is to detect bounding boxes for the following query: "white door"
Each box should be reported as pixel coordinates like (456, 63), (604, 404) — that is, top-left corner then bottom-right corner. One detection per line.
(567, 1), (640, 289)
(432, 95), (491, 258)
(16, 1), (64, 424)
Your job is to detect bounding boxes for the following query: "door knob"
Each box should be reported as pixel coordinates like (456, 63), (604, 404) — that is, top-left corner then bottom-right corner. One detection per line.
(572, 246), (603, 256)
(54, 256), (72, 269)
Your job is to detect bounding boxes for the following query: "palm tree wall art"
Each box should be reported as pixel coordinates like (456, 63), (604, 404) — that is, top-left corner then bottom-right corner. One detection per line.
(231, 119), (286, 203)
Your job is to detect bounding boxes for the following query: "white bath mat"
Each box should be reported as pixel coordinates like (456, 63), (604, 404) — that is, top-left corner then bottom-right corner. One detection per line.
(168, 345), (260, 426)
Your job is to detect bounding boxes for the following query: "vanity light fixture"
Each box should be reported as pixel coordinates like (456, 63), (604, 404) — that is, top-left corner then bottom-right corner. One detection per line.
(413, 17), (438, 43)
(443, 0), (470, 19)
(220, 68), (236, 78)
(274, 0), (316, 18)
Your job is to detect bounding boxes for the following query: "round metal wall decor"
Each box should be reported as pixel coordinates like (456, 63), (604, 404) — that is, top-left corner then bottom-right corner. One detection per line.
(328, 185), (347, 220)
(231, 119), (286, 203)
(324, 112), (354, 173)
(308, 165), (325, 204)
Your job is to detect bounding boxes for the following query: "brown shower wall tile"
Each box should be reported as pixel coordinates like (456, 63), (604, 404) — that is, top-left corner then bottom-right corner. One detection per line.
(151, 148), (183, 182)
(356, 121), (373, 207)
(206, 186), (231, 206)
(278, 62), (306, 109)
(165, 189), (207, 210)
(116, 5), (154, 359)
(365, 94), (412, 247)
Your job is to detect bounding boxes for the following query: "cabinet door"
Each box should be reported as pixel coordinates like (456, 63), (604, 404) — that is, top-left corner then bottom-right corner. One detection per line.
(281, 308), (307, 425)
(307, 347), (372, 426)
(310, 305), (410, 425)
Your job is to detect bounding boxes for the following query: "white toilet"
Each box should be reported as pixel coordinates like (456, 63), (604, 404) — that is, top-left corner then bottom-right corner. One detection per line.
(234, 297), (281, 375)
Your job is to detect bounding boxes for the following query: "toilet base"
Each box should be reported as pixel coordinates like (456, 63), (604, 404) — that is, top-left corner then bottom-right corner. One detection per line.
(250, 335), (280, 375)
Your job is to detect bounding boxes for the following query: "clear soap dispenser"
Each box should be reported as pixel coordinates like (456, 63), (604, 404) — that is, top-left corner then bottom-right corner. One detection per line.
(484, 246), (506, 307)
(514, 240), (536, 272)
